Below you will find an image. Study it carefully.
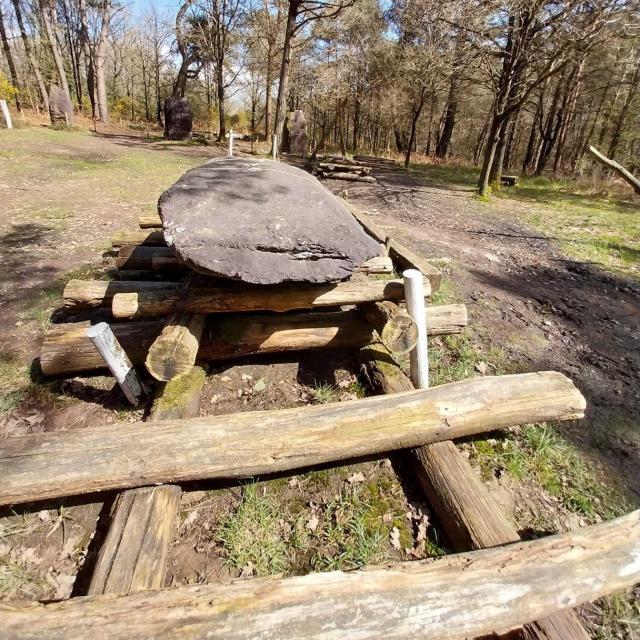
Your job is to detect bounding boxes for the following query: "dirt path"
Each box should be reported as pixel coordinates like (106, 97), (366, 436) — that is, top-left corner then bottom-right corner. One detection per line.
(326, 163), (640, 500)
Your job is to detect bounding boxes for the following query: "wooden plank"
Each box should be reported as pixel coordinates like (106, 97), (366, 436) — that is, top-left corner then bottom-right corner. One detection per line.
(88, 366), (206, 596)
(138, 214), (162, 229)
(116, 245), (179, 271)
(0, 372), (585, 505)
(145, 313), (205, 381)
(63, 280), (182, 310)
(360, 301), (418, 354)
(41, 306), (467, 377)
(3, 510), (639, 640)
(111, 278), (427, 319)
(344, 202), (443, 291)
(111, 230), (166, 248)
(360, 342), (591, 640)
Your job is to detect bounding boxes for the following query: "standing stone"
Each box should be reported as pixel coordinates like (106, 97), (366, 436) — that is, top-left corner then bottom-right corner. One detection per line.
(48, 85), (74, 127)
(159, 158), (381, 285)
(164, 97), (192, 140)
(287, 110), (308, 156)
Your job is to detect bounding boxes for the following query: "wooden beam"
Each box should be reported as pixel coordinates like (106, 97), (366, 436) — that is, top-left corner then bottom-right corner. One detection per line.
(357, 256), (393, 274)
(63, 280), (182, 310)
(344, 202), (442, 291)
(145, 313), (205, 381)
(3, 510), (639, 640)
(88, 366), (207, 596)
(360, 301), (418, 354)
(111, 279), (426, 319)
(40, 305), (466, 377)
(0, 372), (584, 505)
(111, 230), (166, 248)
(138, 214), (162, 229)
(360, 342), (591, 640)
(116, 245), (180, 271)
(588, 145), (640, 196)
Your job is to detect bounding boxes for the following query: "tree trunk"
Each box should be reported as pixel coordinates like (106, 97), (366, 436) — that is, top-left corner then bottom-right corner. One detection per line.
(78, 0), (96, 118)
(11, 0), (48, 112)
(94, 0), (113, 122)
(40, 0), (71, 100)
(216, 66), (226, 141)
(436, 72), (461, 158)
(404, 88), (426, 168)
(608, 57), (640, 160)
(272, 0), (299, 153)
(0, 4), (22, 110)
(477, 115), (503, 195)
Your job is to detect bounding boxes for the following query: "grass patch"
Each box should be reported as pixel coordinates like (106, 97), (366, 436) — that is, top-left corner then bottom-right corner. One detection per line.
(470, 423), (629, 522)
(217, 483), (288, 576)
(0, 556), (48, 599)
(593, 591), (640, 639)
(308, 382), (339, 404)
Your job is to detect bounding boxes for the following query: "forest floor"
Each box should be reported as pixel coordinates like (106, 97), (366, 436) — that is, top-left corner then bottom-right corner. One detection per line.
(0, 122), (638, 637)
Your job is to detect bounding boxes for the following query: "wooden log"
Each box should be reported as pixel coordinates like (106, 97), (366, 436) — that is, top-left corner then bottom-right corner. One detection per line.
(86, 323), (144, 406)
(357, 255), (393, 274)
(324, 171), (376, 183)
(360, 301), (418, 354)
(145, 313), (205, 382)
(588, 145), (640, 196)
(116, 245), (179, 271)
(500, 175), (520, 187)
(359, 343), (591, 640)
(345, 203), (442, 291)
(88, 366), (206, 596)
(111, 230), (166, 248)
(63, 280), (182, 310)
(3, 510), (639, 640)
(111, 278), (424, 319)
(0, 372), (584, 505)
(138, 214), (162, 229)
(41, 306), (467, 377)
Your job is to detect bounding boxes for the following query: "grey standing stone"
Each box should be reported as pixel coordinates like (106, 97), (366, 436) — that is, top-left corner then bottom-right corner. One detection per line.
(48, 85), (74, 127)
(159, 158), (380, 284)
(287, 110), (308, 156)
(164, 97), (192, 140)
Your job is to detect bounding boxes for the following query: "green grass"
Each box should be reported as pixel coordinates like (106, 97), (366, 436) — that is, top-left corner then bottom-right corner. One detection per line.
(497, 175), (639, 277)
(308, 382), (339, 404)
(217, 483), (289, 576)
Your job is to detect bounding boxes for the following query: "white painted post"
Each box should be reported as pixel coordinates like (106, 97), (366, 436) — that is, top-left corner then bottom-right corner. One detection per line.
(403, 269), (429, 389)
(87, 322), (144, 406)
(272, 134), (278, 161)
(0, 100), (12, 129)
(228, 128), (234, 157)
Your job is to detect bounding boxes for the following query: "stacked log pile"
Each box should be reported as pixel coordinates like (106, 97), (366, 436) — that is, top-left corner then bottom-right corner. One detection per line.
(308, 155), (376, 183)
(11, 165), (621, 638)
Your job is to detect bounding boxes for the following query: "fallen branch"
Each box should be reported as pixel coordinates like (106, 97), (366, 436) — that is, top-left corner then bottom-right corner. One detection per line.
(588, 145), (640, 196)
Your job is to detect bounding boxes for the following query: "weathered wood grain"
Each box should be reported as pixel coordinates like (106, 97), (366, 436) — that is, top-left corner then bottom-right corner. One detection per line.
(138, 214), (162, 229)
(146, 313), (205, 381)
(3, 510), (638, 639)
(87, 366), (207, 596)
(63, 280), (182, 310)
(111, 278), (427, 318)
(360, 301), (418, 354)
(115, 245), (179, 271)
(0, 372), (585, 505)
(360, 342), (591, 640)
(111, 230), (166, 248)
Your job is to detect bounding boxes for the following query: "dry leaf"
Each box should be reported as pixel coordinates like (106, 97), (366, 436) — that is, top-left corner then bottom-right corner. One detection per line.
(240, 562), (255, 577)
(390, 526), (401, 551)
(306, 514), (319, 531)
(346, 472), (365, 484)
(475, 361), (489, 375)
(288, 477), (300, 488)
(182, 509), (200, 528)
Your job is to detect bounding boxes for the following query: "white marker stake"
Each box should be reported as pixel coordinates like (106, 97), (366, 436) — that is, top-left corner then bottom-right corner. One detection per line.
(87, 322), (144, 406)
(228, 128), (234, 157)
(272, 134), (278, 161)
(403, 269), (429, 389)
(0, 100), (12, 129)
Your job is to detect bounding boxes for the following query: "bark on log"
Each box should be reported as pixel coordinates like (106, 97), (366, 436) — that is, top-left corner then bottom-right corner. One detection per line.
(360, 301), (418, 354)
(145, 313), (205, 381)
(43, 306), (465, 376)
(111, 279), (424, 319)
(323, 171), (376, 183)
(63, 280), (182, 310)
(116, 245), (180, 271)
(3, 510), (638, 640)
(111, 230), (166, 248)
(588, 145), (640, 196)
(345, 202), (442, 291)
(138, 214), (162, 229)
(88, 366), (206, 596)
(0, 372), (584, 505)
(359, 343), (591, 640)
(40, 305), (467, 377)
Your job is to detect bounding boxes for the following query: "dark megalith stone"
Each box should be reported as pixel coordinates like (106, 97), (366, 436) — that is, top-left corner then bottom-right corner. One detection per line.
(159, 158), (381, 284)
(49, 85), (74, 127)
(164, 97), (192, 140)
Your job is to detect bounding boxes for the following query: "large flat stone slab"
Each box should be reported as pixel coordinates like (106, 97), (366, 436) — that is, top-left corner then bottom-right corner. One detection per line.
(159, 158), (381, 284)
